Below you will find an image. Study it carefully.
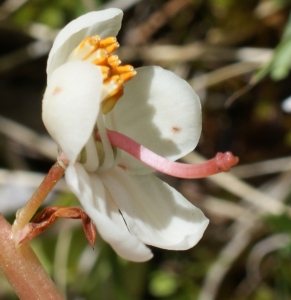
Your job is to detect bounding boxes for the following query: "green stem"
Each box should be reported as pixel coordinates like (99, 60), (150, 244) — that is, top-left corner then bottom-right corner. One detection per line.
(0, 214), (64, 299)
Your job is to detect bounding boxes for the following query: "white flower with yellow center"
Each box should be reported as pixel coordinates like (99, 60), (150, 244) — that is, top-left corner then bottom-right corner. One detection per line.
(42, 8), (213, 262)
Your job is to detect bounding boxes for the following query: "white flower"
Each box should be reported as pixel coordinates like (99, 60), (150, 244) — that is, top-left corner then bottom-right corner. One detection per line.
(42, 8), (209, 262)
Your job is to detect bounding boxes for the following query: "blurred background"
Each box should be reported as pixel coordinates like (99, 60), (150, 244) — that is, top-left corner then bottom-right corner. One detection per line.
(1, 0), (291, 299)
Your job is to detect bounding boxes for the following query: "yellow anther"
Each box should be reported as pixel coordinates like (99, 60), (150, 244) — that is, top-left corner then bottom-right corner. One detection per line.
(104, 74), (121, 85)
(99, 66), (111, 80)
(100, 37), (117, 47)
(113, 65), (135, 74)
(87, 48), (107, 65)
(92, 57), (108, 66)
(116, 65), (131, 73)
(120, 71), (136, 82)
(102, 89), (124, 114)
(69, 35), (136, 113)
(72, 36), (101, 60)
(78, 36), (100, 50)
(105, 42), (119, 54)
(107, 55), (121, 68)
(103, 76), (123, 101)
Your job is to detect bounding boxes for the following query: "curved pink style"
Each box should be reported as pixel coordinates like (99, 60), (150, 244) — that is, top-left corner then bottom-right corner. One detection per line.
(96, 130), (239, 178)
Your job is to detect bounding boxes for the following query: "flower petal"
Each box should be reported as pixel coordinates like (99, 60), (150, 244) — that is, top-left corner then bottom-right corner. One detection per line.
(42, 61), (102, 163)
(47, 9), (123, 79)
(100, 167), (209, 250)
(65, 163), (153, 262)
(112, 66), (201, 174)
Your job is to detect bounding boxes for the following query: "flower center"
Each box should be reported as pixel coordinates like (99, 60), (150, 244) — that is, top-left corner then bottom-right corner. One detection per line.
(68, 35), (136, 114)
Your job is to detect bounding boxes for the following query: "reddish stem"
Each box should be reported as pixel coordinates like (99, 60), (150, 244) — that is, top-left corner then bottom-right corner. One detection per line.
(13, 162), (65, 235)
(0, 214), (64, 300)
(98, 130), (239, 178)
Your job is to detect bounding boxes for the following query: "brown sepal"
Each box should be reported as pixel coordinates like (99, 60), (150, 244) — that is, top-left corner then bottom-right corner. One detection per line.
(17, 206), (97, 248)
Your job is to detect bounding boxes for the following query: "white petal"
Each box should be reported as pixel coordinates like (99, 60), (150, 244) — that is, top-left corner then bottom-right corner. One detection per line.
(112, 66), (202, 174)
(47, 9), (123, 79)
(100, 167), (209, 250)
(65, 163), (153, 262)
(42, 61), (102, 163)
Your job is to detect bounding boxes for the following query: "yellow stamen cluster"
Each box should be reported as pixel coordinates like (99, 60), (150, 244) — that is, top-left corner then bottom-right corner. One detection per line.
(69, 35), (136, 114)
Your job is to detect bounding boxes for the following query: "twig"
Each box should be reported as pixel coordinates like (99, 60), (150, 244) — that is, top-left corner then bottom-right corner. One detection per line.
(101, 0), (142, 10)
(26, 23), (59, 42)
(196, 163), (291, 300)
(254, 0), (285, 19)
(231, 155), (291, 178)
(0, 168), (66, 191)
(124, 0), (191, 45)
(0, 168), (67, 216)
(0, 0), (28, 20)
(0, 41), (51, 74)
(198, 222), (254, 300)
(182, 152), (290, 215)
(189, 61), (263, 91)
(235, 233), (291, 298)
(0, 116), (56, 160)
(201, 196), (256, 223)
(117, 44), (272, 64)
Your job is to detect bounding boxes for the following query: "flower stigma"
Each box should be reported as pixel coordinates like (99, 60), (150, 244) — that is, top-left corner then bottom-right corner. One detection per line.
(68, 35), (136, 114)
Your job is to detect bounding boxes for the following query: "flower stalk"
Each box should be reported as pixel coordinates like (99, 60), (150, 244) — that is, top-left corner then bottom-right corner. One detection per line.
(0, 214), (64, 300)
(12, 162), (65, 235)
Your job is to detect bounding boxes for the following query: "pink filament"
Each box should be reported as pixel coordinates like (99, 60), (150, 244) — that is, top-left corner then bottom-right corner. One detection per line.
(96, 130), (239, 179)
